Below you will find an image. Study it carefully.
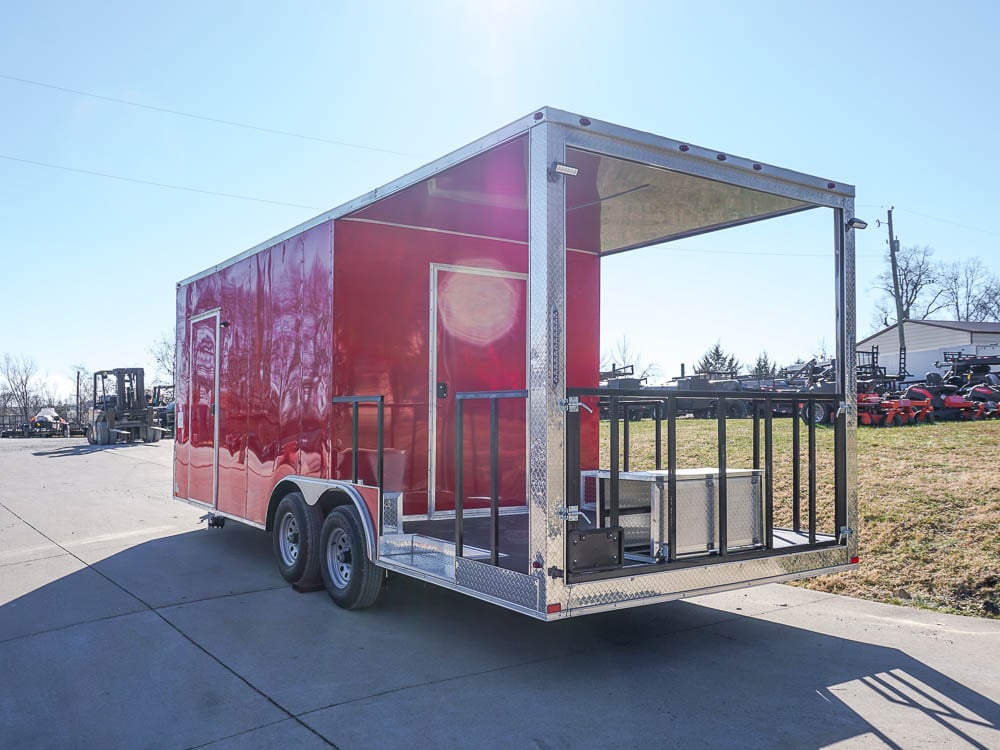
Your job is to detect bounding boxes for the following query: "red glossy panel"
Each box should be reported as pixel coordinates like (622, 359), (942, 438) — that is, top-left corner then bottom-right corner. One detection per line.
(350, 135), (528, 243)
(566, 251), (601, 469)
(434, 270), (526, 512)
(188, 316), (217, 506)
(216, 261), (251, 518)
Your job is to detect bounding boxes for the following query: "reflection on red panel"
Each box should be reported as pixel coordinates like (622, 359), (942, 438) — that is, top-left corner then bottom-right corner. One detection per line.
(566, 251), (601, 469)
(217, 261), (251, 518)
(434, 269), (526, 512)
(351, 136), (528, 244)
(188, 316), (217, 506)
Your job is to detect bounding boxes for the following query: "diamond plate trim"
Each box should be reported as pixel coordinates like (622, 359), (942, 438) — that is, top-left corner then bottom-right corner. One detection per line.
(382, 492), (400, 533)
(456, 557), (542, 611)
(565, 547), (850, 612)
(527, 121), (569, 600)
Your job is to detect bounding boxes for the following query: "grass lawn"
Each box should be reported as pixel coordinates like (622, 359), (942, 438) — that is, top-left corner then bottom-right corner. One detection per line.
(598, 417), (1000, 620)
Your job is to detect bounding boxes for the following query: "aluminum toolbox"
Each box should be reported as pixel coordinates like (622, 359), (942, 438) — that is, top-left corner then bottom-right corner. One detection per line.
(581, 468), (763, 557)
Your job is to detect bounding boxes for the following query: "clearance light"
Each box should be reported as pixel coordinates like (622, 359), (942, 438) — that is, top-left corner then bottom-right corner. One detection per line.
(850, 556), (860, 564)
(546, 603), (562, 614)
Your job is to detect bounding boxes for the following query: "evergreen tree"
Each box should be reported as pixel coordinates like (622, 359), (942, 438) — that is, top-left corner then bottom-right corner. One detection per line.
(695, 342), (740, 376)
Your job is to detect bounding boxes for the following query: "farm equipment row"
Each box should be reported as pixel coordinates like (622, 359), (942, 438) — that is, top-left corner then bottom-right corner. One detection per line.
(853, 354), (1000, 426)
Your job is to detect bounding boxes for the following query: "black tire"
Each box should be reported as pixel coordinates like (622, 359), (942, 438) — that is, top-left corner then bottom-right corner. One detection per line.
(86, 426), (96, 445)
(320, 506), (383, 610)
(95, 421), (111, 445)
(800, 403), (826, 426)
(272, 492), (323, 586)
(142, 426), (161, 443)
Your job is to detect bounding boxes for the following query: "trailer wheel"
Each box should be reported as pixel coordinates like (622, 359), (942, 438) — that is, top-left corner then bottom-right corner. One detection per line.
(320, 506), (382, 610)
(272, 492), (322, 586)
(800, 403), (827, 426)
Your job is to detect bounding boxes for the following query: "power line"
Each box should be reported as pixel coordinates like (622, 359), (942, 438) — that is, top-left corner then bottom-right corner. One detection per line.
(857, 202), (999, 238)
(0, 153), (322, 210)
(0, 71), (411, 157)
(893, 207), (1000, 238)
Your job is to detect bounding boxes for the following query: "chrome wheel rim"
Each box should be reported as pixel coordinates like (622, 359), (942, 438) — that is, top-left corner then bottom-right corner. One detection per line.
(327, 527), (352, 589)
(278, 513), (299, 567)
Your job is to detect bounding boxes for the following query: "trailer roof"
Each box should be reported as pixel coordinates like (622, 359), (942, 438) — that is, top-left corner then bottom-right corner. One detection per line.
(179, 107), (854, 287)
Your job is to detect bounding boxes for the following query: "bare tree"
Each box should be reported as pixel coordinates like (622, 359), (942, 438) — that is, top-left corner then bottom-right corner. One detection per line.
(938, 257), (1000, 322)
(70, 365), (95, 422)
(601, 336), (661, 380)
(148, 331), (177, 384)
(1, 354), (39, 422)
(872, 244), (946, 326)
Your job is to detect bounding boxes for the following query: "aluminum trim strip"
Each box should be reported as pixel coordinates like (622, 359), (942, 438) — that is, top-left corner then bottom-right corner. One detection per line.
(544, 108), (855, 198)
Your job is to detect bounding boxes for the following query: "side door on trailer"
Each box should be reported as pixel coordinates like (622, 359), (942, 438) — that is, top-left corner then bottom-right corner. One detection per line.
(428, 264), (527, 518)
(187, 311), (220, 509)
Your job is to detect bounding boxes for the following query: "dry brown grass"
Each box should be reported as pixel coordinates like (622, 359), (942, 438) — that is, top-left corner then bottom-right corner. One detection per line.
(599, 417), (1000, 620)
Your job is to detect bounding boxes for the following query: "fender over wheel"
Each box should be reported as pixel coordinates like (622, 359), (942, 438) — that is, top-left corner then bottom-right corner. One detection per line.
(272, 492), (322, 587)
(320, 505), (383, 610)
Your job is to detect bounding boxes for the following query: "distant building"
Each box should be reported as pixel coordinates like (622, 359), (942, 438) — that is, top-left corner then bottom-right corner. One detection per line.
(858, 320), (1000, 381)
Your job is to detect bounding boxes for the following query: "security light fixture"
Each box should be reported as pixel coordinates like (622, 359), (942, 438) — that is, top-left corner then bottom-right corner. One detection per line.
(846, 217), (868, 231)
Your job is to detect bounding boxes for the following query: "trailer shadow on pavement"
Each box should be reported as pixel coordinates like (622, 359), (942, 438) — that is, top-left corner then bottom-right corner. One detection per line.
(30, 441), (169, 458)
(2, 523), (998, 749)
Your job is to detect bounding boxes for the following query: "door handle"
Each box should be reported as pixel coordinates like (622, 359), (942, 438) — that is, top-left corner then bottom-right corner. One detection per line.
(436, 383), (448, 399)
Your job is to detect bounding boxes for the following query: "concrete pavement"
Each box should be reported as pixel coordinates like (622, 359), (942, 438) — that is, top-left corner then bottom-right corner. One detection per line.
(1, 437), (998, 748)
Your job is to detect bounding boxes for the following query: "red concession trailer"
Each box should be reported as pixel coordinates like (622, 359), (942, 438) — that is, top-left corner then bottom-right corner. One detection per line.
(174, 108), (861, 619)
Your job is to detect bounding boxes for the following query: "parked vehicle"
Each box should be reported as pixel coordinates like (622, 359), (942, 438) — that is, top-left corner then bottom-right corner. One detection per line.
(29, 407), (70, 436)
(87, 368), (162, 444)
(904, 374), (985, 421)
(173, 108), (859, 619)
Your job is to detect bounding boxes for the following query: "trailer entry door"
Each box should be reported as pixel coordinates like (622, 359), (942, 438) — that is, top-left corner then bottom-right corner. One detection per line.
(188, 312), (220, 508)
(429, 265), (527, 516)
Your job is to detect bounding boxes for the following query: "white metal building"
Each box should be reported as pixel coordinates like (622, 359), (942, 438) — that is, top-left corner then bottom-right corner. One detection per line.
(858, 320), (1000, 380)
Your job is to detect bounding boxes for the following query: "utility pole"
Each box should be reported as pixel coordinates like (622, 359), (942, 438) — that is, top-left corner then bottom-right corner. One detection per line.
(885, 208), (906, 355)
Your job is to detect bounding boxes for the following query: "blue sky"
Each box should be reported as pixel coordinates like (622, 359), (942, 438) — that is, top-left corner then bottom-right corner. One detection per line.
(2, 1), (998, 396)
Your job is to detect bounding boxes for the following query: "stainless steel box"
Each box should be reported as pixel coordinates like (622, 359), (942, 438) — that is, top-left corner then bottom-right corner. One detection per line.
(581, 468), (763, 558)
